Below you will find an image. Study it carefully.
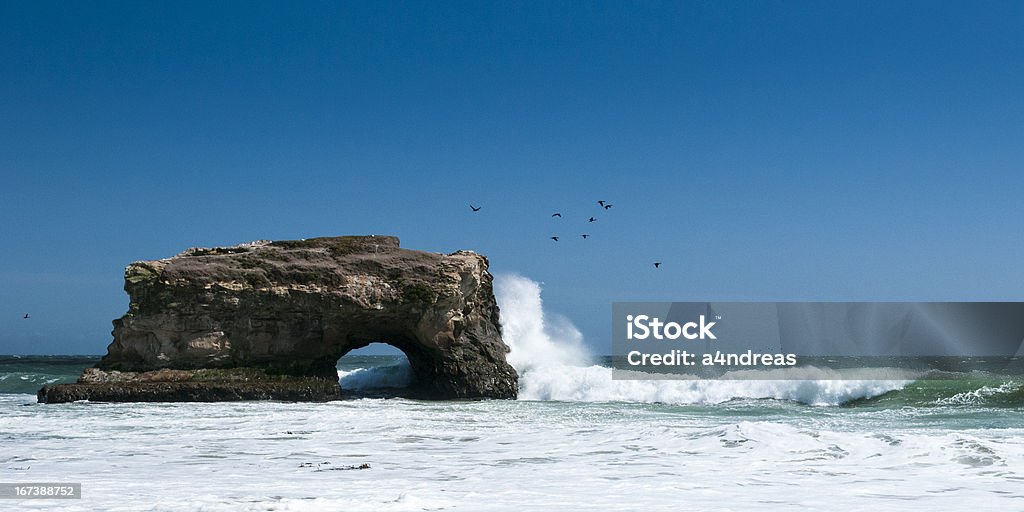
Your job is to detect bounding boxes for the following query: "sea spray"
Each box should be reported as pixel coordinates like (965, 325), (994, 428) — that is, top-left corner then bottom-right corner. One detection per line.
(493, 274), (912, 405)
(493, 273), (589, 370)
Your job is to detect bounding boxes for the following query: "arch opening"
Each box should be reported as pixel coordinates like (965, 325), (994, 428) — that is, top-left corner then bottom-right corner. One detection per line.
(335, 342), (415, 398)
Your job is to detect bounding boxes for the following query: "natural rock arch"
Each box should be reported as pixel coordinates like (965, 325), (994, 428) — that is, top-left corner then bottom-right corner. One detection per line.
(40, 236), (518, 402)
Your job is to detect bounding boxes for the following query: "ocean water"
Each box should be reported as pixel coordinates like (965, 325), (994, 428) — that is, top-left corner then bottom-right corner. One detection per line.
(1, 275), (1022, 511)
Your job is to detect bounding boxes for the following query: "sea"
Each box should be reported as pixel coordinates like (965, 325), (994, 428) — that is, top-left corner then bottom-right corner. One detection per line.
(1, 275), (1022, 511)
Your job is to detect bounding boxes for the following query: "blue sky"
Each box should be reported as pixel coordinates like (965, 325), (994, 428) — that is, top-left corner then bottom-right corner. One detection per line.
(2, 1), (1023, 355)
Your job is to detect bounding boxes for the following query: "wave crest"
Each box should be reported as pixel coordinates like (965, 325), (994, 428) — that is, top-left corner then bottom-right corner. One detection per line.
(338, 361), (412, 390)
(493, 274), (910, 406)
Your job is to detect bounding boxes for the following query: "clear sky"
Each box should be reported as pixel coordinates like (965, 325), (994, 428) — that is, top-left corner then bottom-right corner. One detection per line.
(2, 1), (1023, 355)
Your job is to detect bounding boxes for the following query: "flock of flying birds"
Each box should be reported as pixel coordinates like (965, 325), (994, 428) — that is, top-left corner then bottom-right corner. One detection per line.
(469, 199), (662, 269)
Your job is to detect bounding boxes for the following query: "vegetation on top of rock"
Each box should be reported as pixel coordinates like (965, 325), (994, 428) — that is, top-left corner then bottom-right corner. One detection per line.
(269, 236), (400, 256)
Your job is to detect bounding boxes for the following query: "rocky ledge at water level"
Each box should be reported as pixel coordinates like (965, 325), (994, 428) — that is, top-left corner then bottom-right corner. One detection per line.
(38, 236), (518, 403)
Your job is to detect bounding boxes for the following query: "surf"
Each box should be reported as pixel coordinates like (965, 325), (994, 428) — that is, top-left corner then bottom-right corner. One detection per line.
(495, 274), (917, 406)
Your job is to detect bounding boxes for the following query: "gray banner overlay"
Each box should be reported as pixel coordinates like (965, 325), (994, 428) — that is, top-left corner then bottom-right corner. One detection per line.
(611, 302), (1024, 380)
(0, 483), (81, 499)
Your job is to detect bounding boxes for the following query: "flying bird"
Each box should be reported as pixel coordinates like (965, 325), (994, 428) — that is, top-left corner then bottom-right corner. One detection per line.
(603, 204), (613, 209)
(588, 217), (597, 223)
(551, 212), (562, 217)
(23, 314), (29, 319)
(653, 262), (661, 268)
(550, 236), (559, 242)
(597, 200), (607, 207)
(580, 234), (590, 239)
(470, 205), (481, 212)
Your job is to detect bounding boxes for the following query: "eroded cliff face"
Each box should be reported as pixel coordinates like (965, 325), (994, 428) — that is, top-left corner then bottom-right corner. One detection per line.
(40, 236), (518, 402)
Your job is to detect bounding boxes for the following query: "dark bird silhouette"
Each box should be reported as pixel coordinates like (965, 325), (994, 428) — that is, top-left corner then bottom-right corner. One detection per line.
(551, 236), (559, 242)
(470, 205), (481, 212)
(603, 204), (613, 209)
(653, 262), (662, 268)
(588, 217), (597, 223)
(551, 212), (562, 217)
(580, 234), (590, 239)
(23, 314), (29, 319)
(597, 200), (606, 207)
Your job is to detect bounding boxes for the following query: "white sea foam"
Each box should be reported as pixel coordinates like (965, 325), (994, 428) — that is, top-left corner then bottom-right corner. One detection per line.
(513, 364), (914, 405)
(3, 393), (1023, 512)
(494, 274), (911, 406)
(937, 381), (1022, 405)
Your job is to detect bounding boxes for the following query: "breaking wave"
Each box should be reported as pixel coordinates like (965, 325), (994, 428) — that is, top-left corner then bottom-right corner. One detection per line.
(337, 360), (412, 391)
(494, 274), (913, 406)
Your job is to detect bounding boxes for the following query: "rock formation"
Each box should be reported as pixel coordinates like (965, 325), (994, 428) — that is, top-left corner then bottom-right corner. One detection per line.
(39, 236), (518, 402)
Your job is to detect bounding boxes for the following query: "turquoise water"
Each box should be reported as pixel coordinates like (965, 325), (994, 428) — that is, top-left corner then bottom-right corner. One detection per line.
(0, 355), (409, 395)
(0, 356), (100, 395)
(3, 354), (1023, 410)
